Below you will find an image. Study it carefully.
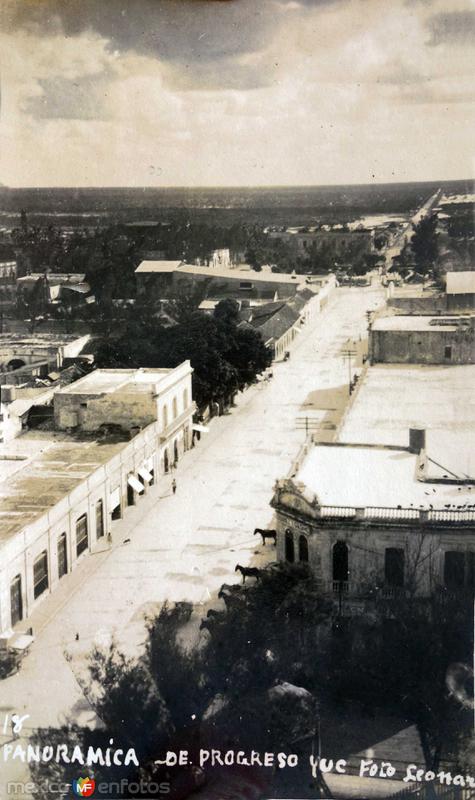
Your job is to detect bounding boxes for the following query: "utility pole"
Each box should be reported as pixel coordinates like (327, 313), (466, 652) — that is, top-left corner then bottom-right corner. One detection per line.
(342, 348), (356, 395)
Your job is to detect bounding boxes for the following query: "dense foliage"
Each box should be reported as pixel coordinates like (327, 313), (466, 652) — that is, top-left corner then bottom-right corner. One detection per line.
(30, 565), (474, 798)
(93, 298), (271, 409)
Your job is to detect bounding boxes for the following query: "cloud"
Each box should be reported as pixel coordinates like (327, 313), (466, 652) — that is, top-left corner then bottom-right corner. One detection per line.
(1, 0), (474, 186)
(24, 72), (114, 120)
(3, 0), (282, 90)
(426, 10), (475, 46)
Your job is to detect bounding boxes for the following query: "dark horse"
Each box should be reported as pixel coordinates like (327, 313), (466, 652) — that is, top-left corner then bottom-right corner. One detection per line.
(254, 528), (277, 545)
(235, 564), (261, 584)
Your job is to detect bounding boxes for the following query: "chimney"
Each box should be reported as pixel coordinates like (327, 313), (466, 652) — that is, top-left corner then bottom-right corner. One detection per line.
(409, 427), (426, 453)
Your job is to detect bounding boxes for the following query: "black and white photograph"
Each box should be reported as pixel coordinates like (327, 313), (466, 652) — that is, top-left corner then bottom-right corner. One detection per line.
(0, 1), (474, 798)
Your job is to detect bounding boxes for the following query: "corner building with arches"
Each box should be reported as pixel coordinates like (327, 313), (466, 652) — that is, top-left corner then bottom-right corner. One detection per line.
(271, 428), (475, 614)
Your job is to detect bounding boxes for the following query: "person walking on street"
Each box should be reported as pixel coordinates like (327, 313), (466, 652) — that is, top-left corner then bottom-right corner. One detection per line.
(172, 478), (177, 495)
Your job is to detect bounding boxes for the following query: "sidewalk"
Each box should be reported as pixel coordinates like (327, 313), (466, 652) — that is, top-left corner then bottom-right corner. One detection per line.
(0, 285), (385, 796)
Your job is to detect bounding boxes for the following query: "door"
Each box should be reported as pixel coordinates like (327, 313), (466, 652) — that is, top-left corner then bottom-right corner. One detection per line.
(57, 533), (68, 579)
(10, 575), (23, 627)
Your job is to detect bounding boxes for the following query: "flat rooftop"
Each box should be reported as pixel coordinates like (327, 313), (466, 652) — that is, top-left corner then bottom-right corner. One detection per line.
(134, 260), (183, 273)
(57, 367), (171, 396)
(0, 430), (130, 547)
(136, 261), (308, 285)
(339, 364), (475, 479)
(340, 364), (475, 444)
(0, 333), (84, 346)
(372, 315), (473, 332)
(297, 442), (474, 511)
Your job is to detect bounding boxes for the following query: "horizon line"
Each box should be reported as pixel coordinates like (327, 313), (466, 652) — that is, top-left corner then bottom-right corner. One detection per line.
(0, 176), (473, 192)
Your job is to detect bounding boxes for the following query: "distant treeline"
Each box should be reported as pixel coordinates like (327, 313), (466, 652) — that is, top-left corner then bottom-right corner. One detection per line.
(0, 179), (472, 228)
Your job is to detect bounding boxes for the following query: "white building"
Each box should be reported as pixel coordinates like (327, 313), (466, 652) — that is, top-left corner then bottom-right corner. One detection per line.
(0, 363), (195, 638)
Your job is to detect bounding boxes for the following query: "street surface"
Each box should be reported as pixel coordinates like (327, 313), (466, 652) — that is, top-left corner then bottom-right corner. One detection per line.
(0, 284), (384, 795)
(384, 188), (441, 270)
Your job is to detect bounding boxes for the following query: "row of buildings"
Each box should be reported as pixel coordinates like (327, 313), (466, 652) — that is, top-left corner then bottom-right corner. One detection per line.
(0, 261), (338, 638)
(272, 279), (475, 608)
(136, 259), (336, 360)
(0, 362), (195, 640)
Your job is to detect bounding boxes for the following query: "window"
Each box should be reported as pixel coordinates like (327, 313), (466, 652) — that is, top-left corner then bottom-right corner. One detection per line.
(285, 529), (295, 563)
(33, 551), (49, 599)
(172, 397), (178, 420)
(332, 541), (349, 583)
(239, 281), (253, 290)
(162, 405), (169, 430)
(76, 514), (89, 557)
(111, 487), (121, 520)
(96, 499), (104, 539)
(299, 535), (309, 563)
(385, 548), (404, 587)
(10, 575), (23, 627)
(444, 345), (452, 360)
(183, 388), (189, 410)
(57, 533), (68, 579)
(444, 551), (475, 590)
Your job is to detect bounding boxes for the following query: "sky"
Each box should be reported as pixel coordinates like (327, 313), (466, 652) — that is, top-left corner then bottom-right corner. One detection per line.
(0, 0), (474, 187)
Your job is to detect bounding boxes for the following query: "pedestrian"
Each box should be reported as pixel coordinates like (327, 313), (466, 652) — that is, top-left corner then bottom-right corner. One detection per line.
(172, 478), (177, 495)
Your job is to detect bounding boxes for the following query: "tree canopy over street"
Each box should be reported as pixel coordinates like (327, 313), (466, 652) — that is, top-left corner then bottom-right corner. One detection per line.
(93, 298), (271, 410)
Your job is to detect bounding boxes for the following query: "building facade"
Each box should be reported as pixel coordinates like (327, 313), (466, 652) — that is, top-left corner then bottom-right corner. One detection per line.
(271, 431), (475, 611)
(370, 315), (475, 365)
(0, 363), (195, 638)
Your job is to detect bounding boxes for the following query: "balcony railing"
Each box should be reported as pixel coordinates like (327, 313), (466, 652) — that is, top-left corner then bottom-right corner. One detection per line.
(316, 504), (475, 525)
(332, 580), (349, 595)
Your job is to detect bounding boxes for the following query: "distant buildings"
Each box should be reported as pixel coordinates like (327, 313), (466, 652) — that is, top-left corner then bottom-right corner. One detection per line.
(135, 260), (314, 301)
(16, 273), (91, 305)
(0, 363), (195, 638)
(0, 333), (90, 383)
(268, 228), (374, 258)
(0, 243), (17, 301)
(387, 270), (474, 314)
(369, 314), (475, 365)
(446, 271), (475, 312)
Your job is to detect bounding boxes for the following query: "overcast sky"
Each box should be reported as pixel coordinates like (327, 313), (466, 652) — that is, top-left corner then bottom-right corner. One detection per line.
(1, 0), (474, 187)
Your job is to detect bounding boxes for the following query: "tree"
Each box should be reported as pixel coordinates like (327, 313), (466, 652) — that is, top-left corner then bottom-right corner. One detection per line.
(411, 213), (439, 275)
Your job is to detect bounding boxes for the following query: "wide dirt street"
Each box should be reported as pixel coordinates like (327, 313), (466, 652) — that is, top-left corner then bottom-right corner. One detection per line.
(0, 284), (384, 792)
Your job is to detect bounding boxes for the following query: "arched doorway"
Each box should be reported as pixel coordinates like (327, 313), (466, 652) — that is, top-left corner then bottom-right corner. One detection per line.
(163, 449), (169, 474)
(332, 541), (349, 584)
(285, 529), (294, 563)
(173, 439), (179, 466)
(299, 535), (309, 563)
(7, 358), (26, 371)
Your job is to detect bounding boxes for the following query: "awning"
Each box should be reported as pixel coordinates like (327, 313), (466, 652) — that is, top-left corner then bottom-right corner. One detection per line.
(138, 467), (153, 483)
(10, 634), (35, 651)
(128, 475), (144, 493)
(145, 457), (154, 472)
(110, 487), (121, 509)
(192, 423), (209, 434)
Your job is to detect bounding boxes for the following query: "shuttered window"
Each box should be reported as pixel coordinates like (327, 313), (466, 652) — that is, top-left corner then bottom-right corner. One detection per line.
(33, 552), (49, 599)
(96, 500), (105, 539)
(76, 514), (89, 557)
(10, 575), (23, 626)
